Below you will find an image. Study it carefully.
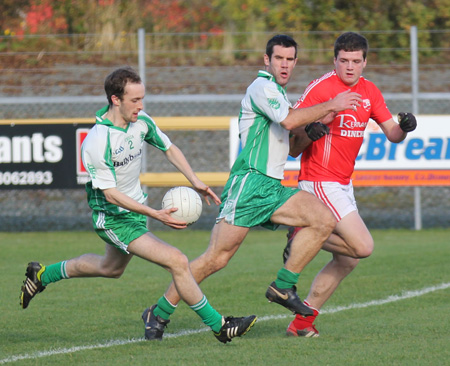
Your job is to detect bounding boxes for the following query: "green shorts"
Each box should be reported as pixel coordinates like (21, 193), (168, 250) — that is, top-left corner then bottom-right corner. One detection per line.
(217, 172), (299, 230)
(92, 210), (148, 254)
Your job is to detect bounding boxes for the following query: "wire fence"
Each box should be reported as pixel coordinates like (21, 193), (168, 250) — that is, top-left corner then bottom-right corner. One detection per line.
(0, 29), (449, 231)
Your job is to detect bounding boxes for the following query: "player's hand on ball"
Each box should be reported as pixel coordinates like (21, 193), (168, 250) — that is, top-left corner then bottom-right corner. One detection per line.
(156, 208), (188, 229)
(305, 122), (330, 141)
(398, 112), (417, 132)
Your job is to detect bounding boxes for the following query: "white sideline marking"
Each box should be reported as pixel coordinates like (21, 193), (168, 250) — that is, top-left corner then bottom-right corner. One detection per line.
(1, 282), (449, 364)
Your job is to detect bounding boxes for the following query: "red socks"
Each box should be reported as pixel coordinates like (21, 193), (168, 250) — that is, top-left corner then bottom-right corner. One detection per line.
(293, 300), (319, 328)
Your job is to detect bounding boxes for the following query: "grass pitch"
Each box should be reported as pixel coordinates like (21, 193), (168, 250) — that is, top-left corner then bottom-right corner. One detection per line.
(1, 229), (449, 365)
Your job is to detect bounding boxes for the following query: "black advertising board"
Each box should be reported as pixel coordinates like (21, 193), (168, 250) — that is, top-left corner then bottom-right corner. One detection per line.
(0, 121), (94, 189)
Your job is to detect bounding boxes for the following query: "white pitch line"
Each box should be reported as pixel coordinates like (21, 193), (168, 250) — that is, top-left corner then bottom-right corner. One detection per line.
(1, 282), (449, 364)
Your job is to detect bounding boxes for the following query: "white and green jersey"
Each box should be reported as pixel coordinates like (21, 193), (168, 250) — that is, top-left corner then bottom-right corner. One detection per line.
(82, 105), (172, 214)
(231, 70), (291, 180)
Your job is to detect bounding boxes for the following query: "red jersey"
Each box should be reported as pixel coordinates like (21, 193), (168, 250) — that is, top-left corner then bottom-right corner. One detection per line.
(295, 71), (392, 184)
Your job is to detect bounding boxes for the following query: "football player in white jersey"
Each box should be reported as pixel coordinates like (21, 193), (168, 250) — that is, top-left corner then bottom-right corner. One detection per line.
(20, 66), (257, 343)
(147, 35), (362, 338)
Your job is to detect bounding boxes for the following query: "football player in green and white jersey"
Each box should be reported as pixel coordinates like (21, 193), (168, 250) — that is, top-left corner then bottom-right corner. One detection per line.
(148, 35), (363, 338)
(20, 67), (257, 343)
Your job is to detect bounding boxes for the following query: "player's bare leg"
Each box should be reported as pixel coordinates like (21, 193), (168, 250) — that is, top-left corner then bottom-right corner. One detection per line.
(266, 191), (336, 315)
(164, 221), (250, 306)
(65, 243), (133, 278)
(306, 253), (359, 309)
(128, 232), (205, 305)
(321, 211), (373, 258)
(20, 244), (133, 309)
(271, 191), (336, 272)
(304, 211), (373, 308)
(141, 225), (256, 343)
(287, 211), (373, 337)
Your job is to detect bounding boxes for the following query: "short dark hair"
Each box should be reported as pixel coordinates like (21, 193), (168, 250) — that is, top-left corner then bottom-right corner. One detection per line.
(266, 34), (298, 60)
(334, 32), (369, 60)
(104, 66), (142, 106)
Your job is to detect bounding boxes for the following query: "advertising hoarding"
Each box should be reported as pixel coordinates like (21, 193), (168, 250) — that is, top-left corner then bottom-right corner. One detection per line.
(0, 121), (93, 189)
(229, 115), (450, 187)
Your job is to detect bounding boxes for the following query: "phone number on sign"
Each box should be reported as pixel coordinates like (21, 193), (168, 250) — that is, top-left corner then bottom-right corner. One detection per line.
(0, 171), (53, 186)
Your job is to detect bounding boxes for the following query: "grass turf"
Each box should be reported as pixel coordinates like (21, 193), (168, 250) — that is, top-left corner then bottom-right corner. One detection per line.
(0, 229), (449, 365)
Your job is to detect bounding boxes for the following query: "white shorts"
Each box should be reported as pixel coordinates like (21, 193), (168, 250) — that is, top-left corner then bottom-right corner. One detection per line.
(299, 180), (358, 222)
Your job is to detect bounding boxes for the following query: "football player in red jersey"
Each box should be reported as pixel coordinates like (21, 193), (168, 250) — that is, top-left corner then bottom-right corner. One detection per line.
(284, 32), (417, 337)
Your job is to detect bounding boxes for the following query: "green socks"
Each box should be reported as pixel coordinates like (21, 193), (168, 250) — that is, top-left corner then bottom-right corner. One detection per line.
(154, 295), (222, 332)
(41, 261), (69, 286)
(190, 296), (223, 333)
(153, 296), (177, 320)
(274, 267), (300, 289)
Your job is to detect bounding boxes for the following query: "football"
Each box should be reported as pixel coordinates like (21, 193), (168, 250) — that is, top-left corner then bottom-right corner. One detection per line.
(161, 186), (203, 225)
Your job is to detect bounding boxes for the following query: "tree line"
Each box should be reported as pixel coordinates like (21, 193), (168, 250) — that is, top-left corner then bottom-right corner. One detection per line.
(1, 0), (449, 64)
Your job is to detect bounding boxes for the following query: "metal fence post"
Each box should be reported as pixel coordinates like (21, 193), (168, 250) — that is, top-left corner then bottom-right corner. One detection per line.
(138, 28), (146, 88)
(138, 28), (147, 170)
(410, 25), (422, 230)
(138, 28), (149, 218)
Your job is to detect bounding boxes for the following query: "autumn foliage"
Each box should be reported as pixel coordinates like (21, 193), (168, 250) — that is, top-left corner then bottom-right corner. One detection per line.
(0, 0), (449, 65)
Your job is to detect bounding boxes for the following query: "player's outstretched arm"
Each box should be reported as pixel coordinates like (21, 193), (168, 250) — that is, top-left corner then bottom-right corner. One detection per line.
(379, 112), (417, 143)
(281, 90), (362, 131)
(164, 144), (221, 206)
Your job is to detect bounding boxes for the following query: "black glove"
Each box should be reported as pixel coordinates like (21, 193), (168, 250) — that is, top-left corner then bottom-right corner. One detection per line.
(398, 112), (417, 132)
(305, 122), (330, 141)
